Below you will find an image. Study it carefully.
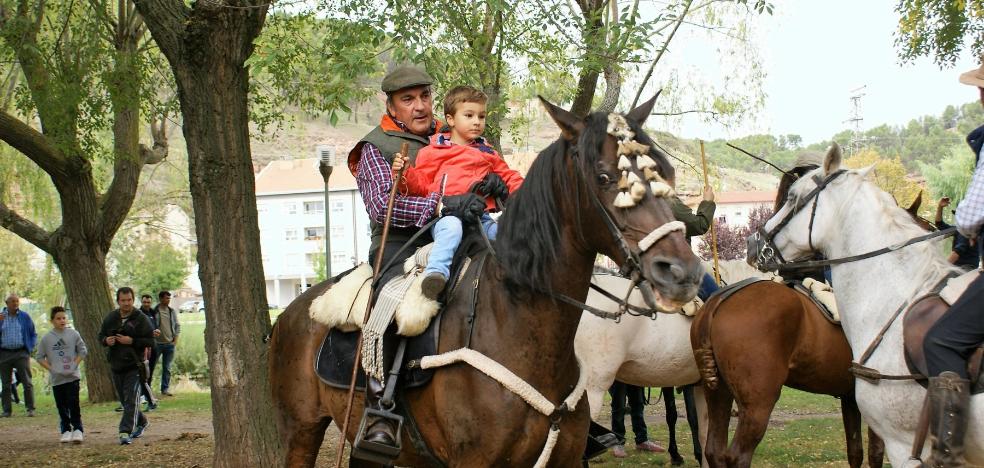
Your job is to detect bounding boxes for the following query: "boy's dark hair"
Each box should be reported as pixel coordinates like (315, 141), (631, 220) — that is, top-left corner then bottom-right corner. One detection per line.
(443, 85), (487, 117)
(158, 290), (171, 299)
(50, 306), (66, 320)
(141, 294), (152, 300)
(116, 287), (134, 301)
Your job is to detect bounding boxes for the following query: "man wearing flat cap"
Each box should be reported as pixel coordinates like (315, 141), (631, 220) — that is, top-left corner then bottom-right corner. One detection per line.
(345, 65), (494, 455)
(921, 59), (984, 468)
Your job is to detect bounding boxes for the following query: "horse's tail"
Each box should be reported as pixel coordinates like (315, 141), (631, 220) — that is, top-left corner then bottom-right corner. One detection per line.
(691, 295), (721, 391)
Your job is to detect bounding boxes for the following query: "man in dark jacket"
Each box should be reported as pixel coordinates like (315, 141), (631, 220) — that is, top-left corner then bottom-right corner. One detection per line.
(98, 287), (154, 445)
(921, 61), (984, 467)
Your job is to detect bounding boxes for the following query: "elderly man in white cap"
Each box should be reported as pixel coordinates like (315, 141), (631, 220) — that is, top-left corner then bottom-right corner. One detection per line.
(920, 59), (984, 468)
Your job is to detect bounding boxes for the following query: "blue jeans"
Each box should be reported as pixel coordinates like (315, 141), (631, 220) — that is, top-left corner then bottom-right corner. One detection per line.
(697, 272), (719, 302)
(425, 213), (496, 278)
(157, 343), (176, 393)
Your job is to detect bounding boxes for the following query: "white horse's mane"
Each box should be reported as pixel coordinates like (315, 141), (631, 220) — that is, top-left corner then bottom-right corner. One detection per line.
(790, 167), (960, 291)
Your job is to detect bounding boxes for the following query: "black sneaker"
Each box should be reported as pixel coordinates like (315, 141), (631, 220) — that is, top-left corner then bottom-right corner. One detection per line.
(114, 406), (123, 412)
(421, 272), (447, 300)
(119, 433), (132, 445)
(131, 422), (148, 439)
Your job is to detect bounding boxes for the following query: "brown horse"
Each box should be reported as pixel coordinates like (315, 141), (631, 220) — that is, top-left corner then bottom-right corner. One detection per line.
(269, 97), (704, 467)
(685, 165), (928, 468)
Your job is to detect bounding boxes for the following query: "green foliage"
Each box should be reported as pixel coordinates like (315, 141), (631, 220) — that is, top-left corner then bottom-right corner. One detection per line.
(919, 144), (977, 211)
(896, 0), (984, 67)
(108, 238), (190, 297)
(172, 322), (208, 381)
(248, 13), (384, 132)
(844, 149), (925, 211)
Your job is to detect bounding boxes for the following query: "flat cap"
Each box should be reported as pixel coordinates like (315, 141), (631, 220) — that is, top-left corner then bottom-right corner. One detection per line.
(381, 65), (433, 93)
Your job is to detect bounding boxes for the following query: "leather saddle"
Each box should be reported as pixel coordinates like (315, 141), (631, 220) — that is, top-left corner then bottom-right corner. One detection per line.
(902, 293), (984, 394)
(315, 224), (489, 391)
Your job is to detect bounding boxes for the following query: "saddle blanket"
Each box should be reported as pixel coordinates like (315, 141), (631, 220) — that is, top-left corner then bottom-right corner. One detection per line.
(308, 244), (440, 337)
(940, 269), (980, 305)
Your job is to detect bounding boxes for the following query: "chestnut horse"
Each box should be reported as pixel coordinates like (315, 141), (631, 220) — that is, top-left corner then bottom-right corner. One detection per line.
(268, 97), (704, 467)
(688, 161), (916, 468)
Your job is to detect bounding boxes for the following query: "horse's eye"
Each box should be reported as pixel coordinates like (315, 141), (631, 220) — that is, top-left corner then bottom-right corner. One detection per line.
(597, 173), (613, 185)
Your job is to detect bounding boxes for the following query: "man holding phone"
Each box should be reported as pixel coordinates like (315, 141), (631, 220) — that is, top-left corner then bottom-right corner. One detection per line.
(98, 287), (154, 445)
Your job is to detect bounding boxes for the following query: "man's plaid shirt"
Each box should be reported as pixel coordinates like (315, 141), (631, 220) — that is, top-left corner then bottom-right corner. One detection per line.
(956, 149), (984, 240)
(355, 137), (439, 228)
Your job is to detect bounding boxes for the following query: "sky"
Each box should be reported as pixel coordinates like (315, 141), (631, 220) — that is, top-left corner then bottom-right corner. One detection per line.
(636, 0), (977, 143)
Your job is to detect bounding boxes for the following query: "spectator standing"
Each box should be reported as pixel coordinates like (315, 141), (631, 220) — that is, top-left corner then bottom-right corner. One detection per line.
(608, 381), (666, 458)
(154, 291), (180, 396)
(36, 306), (88, 443)
(0, 294), (37, 417)
(98, 287), (154, 445)
(138, 295), (159, 410)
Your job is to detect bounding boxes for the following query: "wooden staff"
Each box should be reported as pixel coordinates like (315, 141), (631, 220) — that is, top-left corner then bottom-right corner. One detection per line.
(334, 142), (410, 468)
(700, 140), (721, 284)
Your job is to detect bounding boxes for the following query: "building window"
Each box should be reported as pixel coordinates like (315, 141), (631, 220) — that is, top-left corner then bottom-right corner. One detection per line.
(284, 202), (298, 215)
(305, 253), (319, 268)
(257, 202), (268, 213)
(331, 200), (345, 213)
(717, 215), (727, 224)
(285, 229), (298, 241)
(305, 227), (325, 241)
(304, 201), (324, 215)
(331, 252), (348, 264)
(330, 225), (345, 238)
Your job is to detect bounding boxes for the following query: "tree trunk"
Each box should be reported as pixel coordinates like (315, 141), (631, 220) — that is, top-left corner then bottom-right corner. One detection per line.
(167, 24), (282, 468)
(570, 0), (606, 117)
(52, 239), (116, 403)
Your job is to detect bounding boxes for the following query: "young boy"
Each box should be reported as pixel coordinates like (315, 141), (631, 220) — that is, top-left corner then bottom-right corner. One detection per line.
(393, 85), (524, 299)
(36, 306), (88, 444)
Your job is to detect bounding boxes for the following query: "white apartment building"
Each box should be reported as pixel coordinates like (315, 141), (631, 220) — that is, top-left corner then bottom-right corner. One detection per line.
(255, 156), (371, 307)
(684, 190), (777, 228)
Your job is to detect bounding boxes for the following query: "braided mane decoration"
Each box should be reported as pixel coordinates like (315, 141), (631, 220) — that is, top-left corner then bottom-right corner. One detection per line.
(607, 114), (675, 208)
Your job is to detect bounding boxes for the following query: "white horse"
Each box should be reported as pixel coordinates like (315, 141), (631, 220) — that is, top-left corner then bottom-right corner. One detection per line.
(759, 144), (983, 467)
(575, 273), (708, 461)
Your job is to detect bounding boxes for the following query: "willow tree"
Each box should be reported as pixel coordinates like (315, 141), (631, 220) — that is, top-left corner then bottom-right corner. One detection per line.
(896, 0), (984, 66)
(0, 0), (168, 402)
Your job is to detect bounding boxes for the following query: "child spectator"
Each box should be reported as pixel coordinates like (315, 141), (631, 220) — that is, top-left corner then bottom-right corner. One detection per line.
(36, 306), (87, 443)
(392, 85), (523, 299)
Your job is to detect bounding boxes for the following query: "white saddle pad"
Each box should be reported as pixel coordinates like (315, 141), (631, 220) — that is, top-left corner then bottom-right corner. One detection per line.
(940, 269), (981, 306)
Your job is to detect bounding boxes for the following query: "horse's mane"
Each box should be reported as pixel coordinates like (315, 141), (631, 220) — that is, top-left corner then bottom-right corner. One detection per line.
(790, 168), (960, 290)
(496, 112), (674, 295)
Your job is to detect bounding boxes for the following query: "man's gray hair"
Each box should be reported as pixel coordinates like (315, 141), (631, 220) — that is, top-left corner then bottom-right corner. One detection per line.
(5, 293), (19, 303)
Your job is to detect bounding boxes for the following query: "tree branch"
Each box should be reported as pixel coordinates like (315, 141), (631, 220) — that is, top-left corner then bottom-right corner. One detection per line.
(130, 0), (188, 59)
(0, 110), (69, 178)
(631, 0), (693, 108)
(652, 109), (720, 117)
(0, 201), (52, 252)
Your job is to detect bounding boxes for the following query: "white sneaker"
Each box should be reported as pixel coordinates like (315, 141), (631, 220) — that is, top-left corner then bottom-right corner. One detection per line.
(60, 432), (72, 443)
(71, 430), (84, 443)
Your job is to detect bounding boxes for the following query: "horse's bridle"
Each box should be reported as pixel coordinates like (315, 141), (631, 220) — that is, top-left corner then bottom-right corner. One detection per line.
(751, 169), (956, 273)
(557, 143), (683, 317)
(749, 169), (847, 272)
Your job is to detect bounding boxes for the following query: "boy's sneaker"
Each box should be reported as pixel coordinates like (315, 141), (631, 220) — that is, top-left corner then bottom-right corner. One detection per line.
(60, 432), (72, 443)
(131, 422), (148, 439)
(114, 406), (123, 412)
(119, 433), (132, 445)
(26, 410), (35, 417)
(611, 444), (628, 458)
(71, 430), (84, 444)
(421, 272), (447, 300)
(145, 402), (157, 412)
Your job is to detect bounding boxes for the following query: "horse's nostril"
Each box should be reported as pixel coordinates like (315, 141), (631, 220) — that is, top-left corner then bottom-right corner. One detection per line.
(652, 257), (687, 283)
(669, 264), (685, 280)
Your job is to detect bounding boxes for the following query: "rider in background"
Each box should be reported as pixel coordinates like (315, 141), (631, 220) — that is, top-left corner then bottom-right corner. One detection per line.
(670, 183), (718, 300)
(921, 60), (984, 468)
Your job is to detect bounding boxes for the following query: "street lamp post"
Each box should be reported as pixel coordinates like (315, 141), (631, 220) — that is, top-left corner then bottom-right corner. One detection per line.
(318, 148), (335, 280)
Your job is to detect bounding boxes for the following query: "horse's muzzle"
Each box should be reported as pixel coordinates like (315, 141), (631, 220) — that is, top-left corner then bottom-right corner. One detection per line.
(746, 231), (779, 272)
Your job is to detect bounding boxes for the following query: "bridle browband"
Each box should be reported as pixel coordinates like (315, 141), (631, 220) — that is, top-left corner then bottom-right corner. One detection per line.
(752, 169), (956, 272)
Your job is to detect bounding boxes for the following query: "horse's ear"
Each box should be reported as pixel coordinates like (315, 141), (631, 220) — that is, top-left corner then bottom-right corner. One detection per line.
(823, 143), (842, 175)
(626, 90), (662, 126)
(539, 96), (584, 141)
(906, 190), (923, 214)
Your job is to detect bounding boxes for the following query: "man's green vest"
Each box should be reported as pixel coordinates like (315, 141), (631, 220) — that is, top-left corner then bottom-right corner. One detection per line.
(348, 125), (432, 255)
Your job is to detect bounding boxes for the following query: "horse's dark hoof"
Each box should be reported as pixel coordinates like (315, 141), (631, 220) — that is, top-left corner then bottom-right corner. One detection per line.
(670, 457), (685, 466)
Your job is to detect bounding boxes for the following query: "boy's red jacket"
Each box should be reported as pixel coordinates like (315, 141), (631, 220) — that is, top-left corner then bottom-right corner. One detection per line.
(401, 133), (524, 211)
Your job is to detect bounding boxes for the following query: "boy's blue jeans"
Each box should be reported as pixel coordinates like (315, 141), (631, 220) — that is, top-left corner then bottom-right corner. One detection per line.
(425, 213), (496, 278)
